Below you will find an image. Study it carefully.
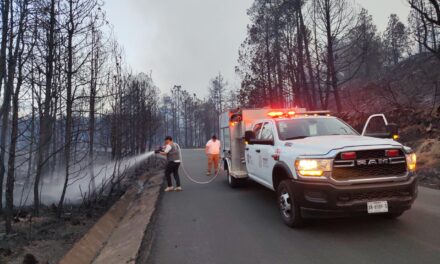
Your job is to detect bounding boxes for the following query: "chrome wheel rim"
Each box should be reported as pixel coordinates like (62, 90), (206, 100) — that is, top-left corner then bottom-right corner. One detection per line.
(279, 190), (292, 218)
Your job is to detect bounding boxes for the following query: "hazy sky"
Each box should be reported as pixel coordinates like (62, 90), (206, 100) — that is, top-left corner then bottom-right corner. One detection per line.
(103, 0), (411, 97)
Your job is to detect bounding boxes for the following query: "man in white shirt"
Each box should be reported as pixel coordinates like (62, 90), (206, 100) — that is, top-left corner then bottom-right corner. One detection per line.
(205, 135), (221, 175)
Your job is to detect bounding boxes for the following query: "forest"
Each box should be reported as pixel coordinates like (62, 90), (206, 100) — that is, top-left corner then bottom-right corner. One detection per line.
(236, 0), (440, 112)
(0, 0), (439, 235)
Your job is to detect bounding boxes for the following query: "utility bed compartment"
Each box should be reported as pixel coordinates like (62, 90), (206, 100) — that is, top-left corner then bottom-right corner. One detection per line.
(220, 108), (306, 178)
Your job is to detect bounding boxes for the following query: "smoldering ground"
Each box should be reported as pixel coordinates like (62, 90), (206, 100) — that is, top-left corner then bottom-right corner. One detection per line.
(3, 151), (154, 207)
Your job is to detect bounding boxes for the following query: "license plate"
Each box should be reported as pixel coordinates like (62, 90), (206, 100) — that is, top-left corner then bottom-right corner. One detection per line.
(367, 201), (388, 214)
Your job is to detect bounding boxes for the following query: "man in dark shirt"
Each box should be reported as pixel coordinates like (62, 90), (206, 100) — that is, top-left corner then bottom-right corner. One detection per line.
(159, 136), (182, 192)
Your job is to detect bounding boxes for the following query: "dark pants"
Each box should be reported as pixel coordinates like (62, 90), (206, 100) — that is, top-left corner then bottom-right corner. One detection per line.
(165, 161), (181, 187)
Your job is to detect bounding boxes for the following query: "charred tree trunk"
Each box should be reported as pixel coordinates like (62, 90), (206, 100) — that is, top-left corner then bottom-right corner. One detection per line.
(296, 13), (312, 109)
(0, 0), (11, 215)
(34, 0), (56, 217)
(0, 0), (9, 96)
(298, 6), (317, 109)
(58, 0), (75, 217)
(323, 0), (342, 112)
(5, 0), (28, 233)
(89, 22), (98, 192)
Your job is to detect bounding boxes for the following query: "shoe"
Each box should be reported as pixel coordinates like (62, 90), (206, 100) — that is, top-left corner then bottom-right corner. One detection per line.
(206, 172), (211, 176)
(214, 171), (218, 175)
(175, 186), (183, 191)
(164, 186), (174, 192)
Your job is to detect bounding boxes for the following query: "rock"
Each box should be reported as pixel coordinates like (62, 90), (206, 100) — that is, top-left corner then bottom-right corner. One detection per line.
(22, 253), (38, 264)
(420, 141), (434, 153)
(426, 123), (433, 132)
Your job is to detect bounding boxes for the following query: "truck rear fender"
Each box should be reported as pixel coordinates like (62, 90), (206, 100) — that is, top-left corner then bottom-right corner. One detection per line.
(272, 162), (295, 190)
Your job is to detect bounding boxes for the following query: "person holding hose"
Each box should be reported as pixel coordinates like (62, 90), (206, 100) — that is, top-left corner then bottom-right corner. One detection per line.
(159, 136), (182, 192)
(205, 135), (221, 176)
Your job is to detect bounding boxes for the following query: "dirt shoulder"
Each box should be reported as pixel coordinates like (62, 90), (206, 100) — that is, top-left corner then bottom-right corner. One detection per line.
(0, 195), (121, 264)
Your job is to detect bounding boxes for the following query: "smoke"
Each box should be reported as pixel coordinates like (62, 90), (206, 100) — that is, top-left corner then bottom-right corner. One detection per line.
(11, 151), (154, 206)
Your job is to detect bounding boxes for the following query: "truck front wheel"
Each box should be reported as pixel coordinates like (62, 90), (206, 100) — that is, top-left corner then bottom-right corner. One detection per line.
(277, 180), (303, 228)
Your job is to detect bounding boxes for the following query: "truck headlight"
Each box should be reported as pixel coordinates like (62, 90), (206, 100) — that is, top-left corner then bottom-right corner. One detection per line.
(406, 153), (416, 171)
(295, 159), (332, 177)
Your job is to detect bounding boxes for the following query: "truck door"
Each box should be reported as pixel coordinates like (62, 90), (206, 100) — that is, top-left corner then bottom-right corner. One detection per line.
(361, 114), (389, 138)
(246, 122), (263, 177)
(255, 122), (276, 185)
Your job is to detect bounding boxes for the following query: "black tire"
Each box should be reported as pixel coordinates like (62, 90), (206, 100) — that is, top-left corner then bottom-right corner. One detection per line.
(382, 210), (404, 219)
(227, 168), (241, 188)
(276, 180), (304, 228)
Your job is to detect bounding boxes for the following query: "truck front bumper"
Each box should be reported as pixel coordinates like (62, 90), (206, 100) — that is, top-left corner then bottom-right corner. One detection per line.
(290, 176), (418, 217)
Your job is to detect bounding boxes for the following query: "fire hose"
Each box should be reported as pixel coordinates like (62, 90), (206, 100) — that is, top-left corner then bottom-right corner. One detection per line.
(154, 143), (221, 184)
(175, 143), (221, 184)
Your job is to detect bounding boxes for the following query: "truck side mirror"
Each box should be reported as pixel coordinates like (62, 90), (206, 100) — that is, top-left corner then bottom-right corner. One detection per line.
(245, 131), (256, 143)
(386, 123), (399, 140)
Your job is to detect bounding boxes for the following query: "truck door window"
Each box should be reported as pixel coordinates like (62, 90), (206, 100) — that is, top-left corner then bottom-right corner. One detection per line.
(364, 116), (387, 134)
(260, 122), (274, 140)
(253, 123), (263, 139)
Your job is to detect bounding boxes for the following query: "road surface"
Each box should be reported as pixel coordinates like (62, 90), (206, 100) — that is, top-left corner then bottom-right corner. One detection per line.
(147, 149), (440, 264)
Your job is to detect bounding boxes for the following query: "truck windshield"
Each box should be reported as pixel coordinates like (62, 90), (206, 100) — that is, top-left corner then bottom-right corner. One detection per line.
(276, 118), (358, 140)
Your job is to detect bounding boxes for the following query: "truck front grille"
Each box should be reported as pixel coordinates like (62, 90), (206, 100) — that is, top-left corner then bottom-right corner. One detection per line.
(332, 149), (407, 181)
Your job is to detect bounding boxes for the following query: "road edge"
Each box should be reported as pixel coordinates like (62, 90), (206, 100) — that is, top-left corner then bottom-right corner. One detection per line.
(135, 178), (164, 263)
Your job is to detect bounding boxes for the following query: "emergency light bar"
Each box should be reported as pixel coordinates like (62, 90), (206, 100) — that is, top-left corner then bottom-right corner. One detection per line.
(267, 111), (285, 117)
(267, 110), (331, 118)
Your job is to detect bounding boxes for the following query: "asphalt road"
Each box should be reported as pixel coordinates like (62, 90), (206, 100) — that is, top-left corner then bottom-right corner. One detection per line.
(147, 149), (440, 264)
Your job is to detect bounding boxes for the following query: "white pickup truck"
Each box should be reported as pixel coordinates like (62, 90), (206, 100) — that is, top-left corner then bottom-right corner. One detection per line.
(219, 108), (417, 227)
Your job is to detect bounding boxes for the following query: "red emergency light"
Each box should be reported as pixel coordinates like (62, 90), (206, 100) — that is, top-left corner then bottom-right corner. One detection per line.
(385, 149), (400, 157)
(341, 152), (356, 160)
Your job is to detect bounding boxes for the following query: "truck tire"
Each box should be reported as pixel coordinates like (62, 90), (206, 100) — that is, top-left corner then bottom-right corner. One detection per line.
(277, 180), (303, 228)
(227, 168), (241, 188)
(383, 210), (404, 219)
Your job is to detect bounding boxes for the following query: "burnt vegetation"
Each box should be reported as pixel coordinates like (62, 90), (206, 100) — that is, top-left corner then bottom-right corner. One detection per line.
(236, 0), (440, 112)
(0, 0), (169, 237)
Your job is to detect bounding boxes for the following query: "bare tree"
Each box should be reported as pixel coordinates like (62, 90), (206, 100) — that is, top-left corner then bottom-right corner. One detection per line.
(408, 0), (440, 60)
(316, 0), (356, 112)
(0, 0), (10, 215)
(34, 0), (57, 216)
(383, 14), (410, 65)
(4, 0), (31, 233)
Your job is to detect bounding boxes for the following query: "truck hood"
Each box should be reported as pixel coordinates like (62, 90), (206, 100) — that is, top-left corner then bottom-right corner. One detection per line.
(285, 135), (402, 156)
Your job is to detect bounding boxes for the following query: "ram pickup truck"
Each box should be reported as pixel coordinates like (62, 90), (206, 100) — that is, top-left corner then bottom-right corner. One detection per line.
(219, 108), (417, 227)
